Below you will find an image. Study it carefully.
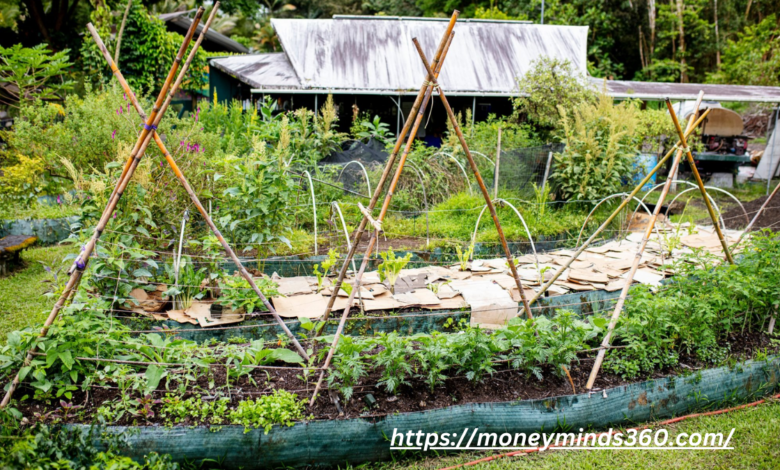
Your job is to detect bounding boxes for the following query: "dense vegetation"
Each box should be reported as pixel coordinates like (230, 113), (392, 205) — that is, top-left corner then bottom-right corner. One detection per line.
(3, 0), (780, 86)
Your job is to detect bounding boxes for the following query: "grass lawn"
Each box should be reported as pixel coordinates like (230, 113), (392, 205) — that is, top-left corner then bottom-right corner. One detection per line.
(0, 244), (72, 344)
(368, 398), (780, 470)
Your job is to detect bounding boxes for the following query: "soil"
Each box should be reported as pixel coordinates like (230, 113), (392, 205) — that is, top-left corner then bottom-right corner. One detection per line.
(722, 195), (780, 231)
(14, 330), (777, 427)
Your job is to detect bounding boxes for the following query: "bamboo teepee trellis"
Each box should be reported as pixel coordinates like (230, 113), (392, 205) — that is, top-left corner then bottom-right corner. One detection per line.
(1, 3), (308, 410)
(309, 11), (541, 405)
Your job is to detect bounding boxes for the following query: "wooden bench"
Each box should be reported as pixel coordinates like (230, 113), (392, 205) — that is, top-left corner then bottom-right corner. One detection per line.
(0, 235), (38, 275)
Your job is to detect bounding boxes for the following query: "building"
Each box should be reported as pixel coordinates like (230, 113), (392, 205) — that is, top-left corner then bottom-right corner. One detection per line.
(209, 16), (780, 136)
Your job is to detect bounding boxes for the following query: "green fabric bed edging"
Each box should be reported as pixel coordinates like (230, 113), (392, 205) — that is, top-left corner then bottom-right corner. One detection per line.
(71, 356), (780, 469)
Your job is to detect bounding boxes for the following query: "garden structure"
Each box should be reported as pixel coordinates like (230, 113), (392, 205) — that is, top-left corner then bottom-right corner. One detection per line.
(2, 9), (780, 470)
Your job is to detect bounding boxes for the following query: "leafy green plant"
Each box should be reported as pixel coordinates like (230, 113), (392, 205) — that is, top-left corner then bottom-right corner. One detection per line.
(159, 394), (230, 427)
(551, 90), (640, 201)
(412, 332), (456, 393)
(373, 332), (414, 395)
(513, 57), (595, 130)
(313, 249), (339, 292)
(0, 44), (73, 109)
(455, 242), (475, 271)
(228, 390), (308, 434)
(377, 248), (412, 294)
(161, 255), (207, 310)
(354, 115), (394, 146)
(217, 274), (280, 314)
(325, 336), (370, 402)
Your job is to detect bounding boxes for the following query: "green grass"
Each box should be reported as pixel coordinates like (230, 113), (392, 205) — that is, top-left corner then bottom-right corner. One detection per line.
(0, 244), (72, 344)
(367, 398), (780, 470)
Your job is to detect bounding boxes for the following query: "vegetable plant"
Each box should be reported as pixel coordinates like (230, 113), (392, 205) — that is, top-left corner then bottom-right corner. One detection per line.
(377, 248), (412, 294)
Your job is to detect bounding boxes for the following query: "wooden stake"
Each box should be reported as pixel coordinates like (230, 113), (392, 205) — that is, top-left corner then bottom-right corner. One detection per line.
(585, 92), (706, 390)
(316, 16), (458, 328)
(412, 37), (535, 321)
(665, 99), (735, 264)
(493, 126), (501, 200)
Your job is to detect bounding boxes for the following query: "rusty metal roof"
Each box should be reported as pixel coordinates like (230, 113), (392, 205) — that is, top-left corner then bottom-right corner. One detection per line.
(210, 53), (300, 89)
(208, 17), (780, 103)
(269, 17), (588, 93)
(601, 79), (780, 103)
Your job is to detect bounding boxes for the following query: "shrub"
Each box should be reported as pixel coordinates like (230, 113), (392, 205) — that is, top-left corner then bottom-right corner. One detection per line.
(550, 90), (640, 201)
(514, 57), (596, 130)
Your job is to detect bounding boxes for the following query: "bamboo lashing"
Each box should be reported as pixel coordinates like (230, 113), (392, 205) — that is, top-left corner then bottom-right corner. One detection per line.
(585, 92), (706, 390)
(357, 203), (382, 232)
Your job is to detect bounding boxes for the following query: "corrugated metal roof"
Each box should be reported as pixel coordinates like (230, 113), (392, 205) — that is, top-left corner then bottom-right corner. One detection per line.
(160, 10), (249, 53)
(270, 18), (588, 93)
(601, 79), (780, 103)
(210, 53), (300, 89)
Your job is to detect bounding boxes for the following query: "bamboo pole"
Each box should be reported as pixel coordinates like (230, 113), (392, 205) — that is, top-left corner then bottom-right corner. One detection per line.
(585, 93), (705, 390)
(665, 100), (735, 264)
(93, 9), (205, 234)
(525, 108), (712, 307)
(308, 16), (459, 405)
(85, 13), (308, 360)
(493, 126), (501, 200)
(411, 37), (535, 320)
(0, 10), (210, 409)
(316, 13), (458, 328)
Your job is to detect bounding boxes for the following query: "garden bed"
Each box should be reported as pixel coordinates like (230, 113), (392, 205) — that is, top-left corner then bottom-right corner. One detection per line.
(52, 353), (780, 469)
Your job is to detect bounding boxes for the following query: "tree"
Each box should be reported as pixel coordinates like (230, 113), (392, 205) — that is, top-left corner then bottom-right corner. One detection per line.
(707, 14), (780, 86)
(0, 43), (73, 109)
(79, 3), (207, 95)
(514, 57), (596, 130)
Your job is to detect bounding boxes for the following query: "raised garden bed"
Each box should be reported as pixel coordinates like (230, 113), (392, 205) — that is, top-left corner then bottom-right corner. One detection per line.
(55, 355), (780, 468)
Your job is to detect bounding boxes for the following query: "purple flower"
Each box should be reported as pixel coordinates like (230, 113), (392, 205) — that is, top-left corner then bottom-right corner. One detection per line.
(160, 161), (163, 168)
(56, 195), (61, 205)
(127, 104), (131, 113)
(111, 130), (116, 140)
(124, 93), (127, 101)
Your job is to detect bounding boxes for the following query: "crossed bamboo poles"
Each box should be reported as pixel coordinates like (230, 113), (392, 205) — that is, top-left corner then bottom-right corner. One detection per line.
(2, 2), (305, 410)
(309, 11), (537, 405)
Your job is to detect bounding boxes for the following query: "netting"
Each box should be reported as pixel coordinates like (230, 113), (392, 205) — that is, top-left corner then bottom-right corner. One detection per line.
(496, 143), (565, 195)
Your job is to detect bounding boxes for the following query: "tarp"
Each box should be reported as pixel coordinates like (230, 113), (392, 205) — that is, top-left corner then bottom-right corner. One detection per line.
(0, 216), (79, 245)
(75, 356), (780, 468)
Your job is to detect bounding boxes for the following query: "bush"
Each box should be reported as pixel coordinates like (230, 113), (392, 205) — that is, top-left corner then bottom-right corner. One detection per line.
(514, 57), (596, 130)
(80, 3), (207, 95)
(550, 90), (640, 201)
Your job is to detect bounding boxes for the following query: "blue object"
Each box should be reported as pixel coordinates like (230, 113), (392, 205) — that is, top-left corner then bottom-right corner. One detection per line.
(633, 154), (658, 192)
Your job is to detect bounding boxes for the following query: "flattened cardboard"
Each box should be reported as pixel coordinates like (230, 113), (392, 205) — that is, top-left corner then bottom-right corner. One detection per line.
(393, 274), (428, 294)
(275, 276), (312, 296)
(394, 288), (441, 306)
(273, 294), (349, 318)
(166, 309), (198, 325)
(453, 279), (517, 329)
(568, 269), (609, 284)
(422, 295), (468, 310)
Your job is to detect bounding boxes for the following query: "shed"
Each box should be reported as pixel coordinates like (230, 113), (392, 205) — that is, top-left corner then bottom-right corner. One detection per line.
(209, 16), (780, 135)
